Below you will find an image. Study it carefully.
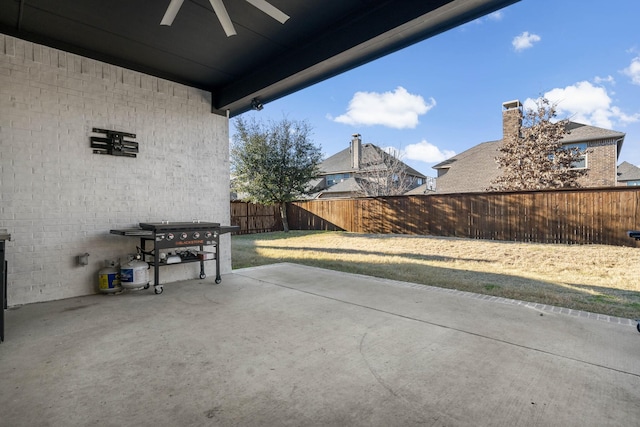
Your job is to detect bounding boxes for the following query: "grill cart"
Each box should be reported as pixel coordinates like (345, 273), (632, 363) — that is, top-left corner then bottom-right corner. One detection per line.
(111, 222), (238, 294)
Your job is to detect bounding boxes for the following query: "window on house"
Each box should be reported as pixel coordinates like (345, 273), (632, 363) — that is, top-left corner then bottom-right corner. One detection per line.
(626, 180), (640, 186)
(326, 173), (350, 186)
(563, 143), (587, 169)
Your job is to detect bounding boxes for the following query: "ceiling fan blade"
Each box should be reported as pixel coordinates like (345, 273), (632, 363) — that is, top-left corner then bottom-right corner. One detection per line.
(209, 0), (237, 37)
(246, 0), (289, 24)
(160, 0), (185, 26)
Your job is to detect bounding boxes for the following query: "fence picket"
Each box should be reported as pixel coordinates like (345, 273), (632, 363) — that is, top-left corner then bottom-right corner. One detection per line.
(288, 187), (640, 247)
(231, 188), (640, 247)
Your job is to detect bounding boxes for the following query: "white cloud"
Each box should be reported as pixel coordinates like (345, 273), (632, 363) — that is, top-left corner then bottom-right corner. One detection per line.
(524, 81), (640, 129)
(512, 31), (541, 51)
(333, 87), (435, 129)
(594, 75), (615, 85)
(610, 106), (640, 125)
(622, 57), (640, 85)
(402, 140), (455, 164)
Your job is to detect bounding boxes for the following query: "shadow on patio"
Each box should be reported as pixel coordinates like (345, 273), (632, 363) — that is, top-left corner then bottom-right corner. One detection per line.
(1, 263), (639, 426)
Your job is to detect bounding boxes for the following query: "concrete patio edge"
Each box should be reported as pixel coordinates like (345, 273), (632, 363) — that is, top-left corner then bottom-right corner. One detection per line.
(233, 262), (638, 327)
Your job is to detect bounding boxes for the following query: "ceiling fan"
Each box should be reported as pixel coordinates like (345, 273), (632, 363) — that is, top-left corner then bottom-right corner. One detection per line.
(160, 0), (290, 37)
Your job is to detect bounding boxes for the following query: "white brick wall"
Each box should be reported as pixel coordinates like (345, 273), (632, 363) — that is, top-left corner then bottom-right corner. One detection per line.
(0, 35), (231, 305)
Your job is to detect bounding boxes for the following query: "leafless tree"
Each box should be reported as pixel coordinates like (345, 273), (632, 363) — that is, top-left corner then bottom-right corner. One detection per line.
(357, 146), (417, 196)
(490, 98), (587, 191)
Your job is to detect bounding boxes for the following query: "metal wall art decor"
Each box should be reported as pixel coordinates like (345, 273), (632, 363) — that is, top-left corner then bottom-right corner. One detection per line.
(90, 128), (139, 157)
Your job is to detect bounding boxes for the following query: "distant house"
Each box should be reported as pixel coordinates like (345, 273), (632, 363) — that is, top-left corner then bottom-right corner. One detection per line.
(311, 134), (429, 198)
(404, 180), (437, 195)
(433, 100), (626, 193)
(617, 161), (640, 186)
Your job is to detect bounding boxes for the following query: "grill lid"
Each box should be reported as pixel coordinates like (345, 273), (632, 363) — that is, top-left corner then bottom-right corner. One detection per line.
(139, 222), (221, 231)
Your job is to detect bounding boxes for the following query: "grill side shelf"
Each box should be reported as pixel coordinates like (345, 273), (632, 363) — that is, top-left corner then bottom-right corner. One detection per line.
(110, 229), (152, 237)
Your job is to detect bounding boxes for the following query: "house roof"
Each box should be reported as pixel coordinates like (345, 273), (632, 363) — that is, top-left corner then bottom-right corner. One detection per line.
(433, 121), (627, 194)
(404, 183), (436, 195)
(319, 146), (354, 174)
(433, 140), (502, 193)
(311, 176), (363, 199)
(0, 0), (519, 117)
(306, 177), (325, 192)
(320, 143), (427, 178)
(563, 122), (625, 143)
(617, 161), (640, 182)
(324, 177), (362, 193)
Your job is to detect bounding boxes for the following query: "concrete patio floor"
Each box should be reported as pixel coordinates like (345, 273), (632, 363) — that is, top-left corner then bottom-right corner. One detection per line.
(1, 263), (639, 426)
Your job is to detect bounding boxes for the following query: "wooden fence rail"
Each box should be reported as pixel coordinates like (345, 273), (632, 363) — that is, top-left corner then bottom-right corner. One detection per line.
(285, 187), (640, 247)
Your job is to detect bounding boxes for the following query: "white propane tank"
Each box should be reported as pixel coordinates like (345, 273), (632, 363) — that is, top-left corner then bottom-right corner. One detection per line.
(120, 255), (149, 290)
(98, 260), (122, 294)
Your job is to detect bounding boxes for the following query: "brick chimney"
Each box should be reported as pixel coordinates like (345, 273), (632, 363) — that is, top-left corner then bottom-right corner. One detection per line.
(502, 100), (522, 141)
(351, 133), (362, 169)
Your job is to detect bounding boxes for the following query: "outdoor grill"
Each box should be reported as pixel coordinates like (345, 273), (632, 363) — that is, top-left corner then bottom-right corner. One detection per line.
(111, 221), (238, 294)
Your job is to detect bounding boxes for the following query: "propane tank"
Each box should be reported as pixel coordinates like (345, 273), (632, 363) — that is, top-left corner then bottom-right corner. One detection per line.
(120, 253), (149, 290)
(98, 260), (122, 294)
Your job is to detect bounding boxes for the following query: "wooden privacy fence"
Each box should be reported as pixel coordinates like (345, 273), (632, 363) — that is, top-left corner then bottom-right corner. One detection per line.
(286, 187), (640, 247)
(230, 201), (283, 234)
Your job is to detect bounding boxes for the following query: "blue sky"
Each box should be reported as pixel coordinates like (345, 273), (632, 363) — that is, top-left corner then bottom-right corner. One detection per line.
(235, 0), (640, 177)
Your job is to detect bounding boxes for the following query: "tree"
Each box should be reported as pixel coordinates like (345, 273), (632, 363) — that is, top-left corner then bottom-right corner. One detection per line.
(357, 146), (417, 196)
(231, 116), (322, 232)
(490, 98), (587, 191)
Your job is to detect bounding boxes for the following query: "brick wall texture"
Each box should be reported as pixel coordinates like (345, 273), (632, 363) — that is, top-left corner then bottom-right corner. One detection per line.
(502, 105), (522, 142)
(579, 140), (619, 187)
(0, 35), (231, 305)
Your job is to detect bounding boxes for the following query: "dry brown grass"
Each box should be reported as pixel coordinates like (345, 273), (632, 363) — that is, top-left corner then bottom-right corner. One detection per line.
(232, 231), (640, 319)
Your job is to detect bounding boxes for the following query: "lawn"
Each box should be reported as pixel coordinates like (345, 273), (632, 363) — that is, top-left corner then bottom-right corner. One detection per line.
(232, 231), (640, 319)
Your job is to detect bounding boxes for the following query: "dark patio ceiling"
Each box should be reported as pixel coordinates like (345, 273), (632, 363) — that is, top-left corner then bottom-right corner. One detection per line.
(0, 0), (519, 116)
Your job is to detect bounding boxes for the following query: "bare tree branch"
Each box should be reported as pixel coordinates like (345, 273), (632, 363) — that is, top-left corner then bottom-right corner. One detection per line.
(357, 146), (418, 196)
(490, 98), (588, 191)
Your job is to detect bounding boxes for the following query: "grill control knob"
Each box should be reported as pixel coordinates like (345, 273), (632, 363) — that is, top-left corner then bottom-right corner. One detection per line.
(167, 233), (174, 241)
(204, 231), (212, 238)
(180, 232), (188, 240)
(193, 232), (200, 239)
